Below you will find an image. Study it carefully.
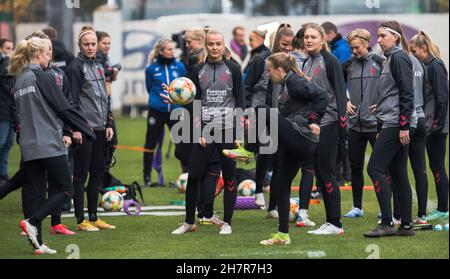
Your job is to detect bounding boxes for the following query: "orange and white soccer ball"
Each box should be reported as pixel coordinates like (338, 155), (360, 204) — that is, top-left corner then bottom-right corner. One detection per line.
(176, 173), (189, 193)
(101, 191), (124, 212)
(238, 179), (256, 196)
(289, 198), (299, 223)
(168, 77), (196, 105)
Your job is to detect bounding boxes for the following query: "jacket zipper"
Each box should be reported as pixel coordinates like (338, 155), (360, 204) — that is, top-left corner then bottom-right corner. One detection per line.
(358, 59), (364, 133)
(165, 65), (170, 112)
(89, 63), (105, 128)
(213, 63), (216, 84)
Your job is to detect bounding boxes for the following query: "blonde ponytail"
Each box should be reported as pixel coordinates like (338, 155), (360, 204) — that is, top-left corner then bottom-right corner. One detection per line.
(410, 30), (443, 61)
(268, 52), (306, 79)
(147, 38), (173, 64)
(9, 37), (48, 76)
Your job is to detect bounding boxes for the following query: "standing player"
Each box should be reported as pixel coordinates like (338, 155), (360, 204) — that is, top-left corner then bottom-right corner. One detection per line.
(302, 23), (347, 235)
(66, 26), (116, 231)
(168, 29), (245, 235)
(342, 29), (385, 218)
(11, 37), (94, 254)
(364, 21), (415, 238)
(410, 31), (449, 221)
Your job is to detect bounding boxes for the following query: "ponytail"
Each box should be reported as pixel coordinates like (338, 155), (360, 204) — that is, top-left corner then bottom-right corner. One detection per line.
(379, 21), (409, 53)
(147, 38), (173, 64)
(268, 52), (306, 79)
(9, 37), (48, 76)
(410, 30), (442, 61)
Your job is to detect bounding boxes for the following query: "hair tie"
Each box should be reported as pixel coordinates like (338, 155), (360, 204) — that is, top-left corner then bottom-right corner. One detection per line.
(381, 26), (402, 38)
(78, 30), (95, 40)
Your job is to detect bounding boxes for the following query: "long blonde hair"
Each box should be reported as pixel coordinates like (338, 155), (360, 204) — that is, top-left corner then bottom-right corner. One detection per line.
(147, 38), (174, 64)
(410, 30), (442, 61)
(9, 37), (48, 76)
(268, 52), (306, 79)
(304, 23), (330, 52)
(272, 23), (294, 54)
(185, 28), (206, 46)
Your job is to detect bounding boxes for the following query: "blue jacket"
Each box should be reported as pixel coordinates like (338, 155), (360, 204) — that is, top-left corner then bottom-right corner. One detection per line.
(330, 33), (351, 64)
(145, 57), (186, 113)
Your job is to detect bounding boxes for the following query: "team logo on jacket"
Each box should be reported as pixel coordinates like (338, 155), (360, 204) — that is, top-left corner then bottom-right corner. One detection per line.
(370, 63), (381, 76)
(313, 65), (321, 76)
(53, 73), (63, 88)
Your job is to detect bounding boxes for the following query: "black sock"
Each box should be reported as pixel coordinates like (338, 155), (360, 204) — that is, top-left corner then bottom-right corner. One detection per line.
(329, 218), (342, 228)
(203, 203), (214, 219)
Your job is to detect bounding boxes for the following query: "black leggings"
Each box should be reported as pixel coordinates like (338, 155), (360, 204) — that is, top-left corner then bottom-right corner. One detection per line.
(197, 162), (221, 219)
(408, 118), (428, 217)
(143, 108), (186, 180)
(269, 115), (316, 233)
(393, 119), (428, 219)
(73, 130), (107, 224)
(348, 130), (377, 210)
(426, 133), (449, 212)
(1, 160), (69, 226)
(299, 161), (315, 210)
(254, 153), (277, 211)
(368, 127), (412, 225)
(24, 155), (73, 245)
(185, 141), (237, 225)
(314, 122), (342, 228)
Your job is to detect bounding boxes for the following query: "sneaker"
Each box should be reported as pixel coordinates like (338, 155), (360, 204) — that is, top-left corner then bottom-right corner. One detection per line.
(266, 210), (279, 219)
(296, 216), (316, 227)
(172, 223), (197, 235)
(309, 223), (344, 235)
(396, 224), (415, 237)
(307, 223), (329, 234)
(76, 220), (99, 232)
(91, 219), (116, 230)
(200, 215), (223, 226)
(50, 224), (76, 235)
(363, 223), (396, 238)
(219, 222), (232, 235)
(222, 143), (252, 162)
(35, 244), (57, 255)
(414, 216), (428, 225)
(255, 193), (266, 209)
(19, 219), (40, 249)
(260, 232), (291, 246)
(425, 210), (449, 221)
(344, 207), (364, 218)
(143, 175), (150, 187)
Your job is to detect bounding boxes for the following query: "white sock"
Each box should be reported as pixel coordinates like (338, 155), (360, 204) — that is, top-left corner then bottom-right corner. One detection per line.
(299, 209), (308, 220)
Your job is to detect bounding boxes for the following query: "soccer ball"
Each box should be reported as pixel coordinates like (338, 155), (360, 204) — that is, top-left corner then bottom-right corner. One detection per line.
(168, 77), (196, 105)
(238, 179), (256, 196)
(176, 173), (189, 193)
(101, 191), (124, 212)
(289, 198), (299, 223)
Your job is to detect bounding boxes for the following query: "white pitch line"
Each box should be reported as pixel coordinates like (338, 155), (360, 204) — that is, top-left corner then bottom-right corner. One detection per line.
(60, 211), (185, 218)
(64, 205), (185, 213)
